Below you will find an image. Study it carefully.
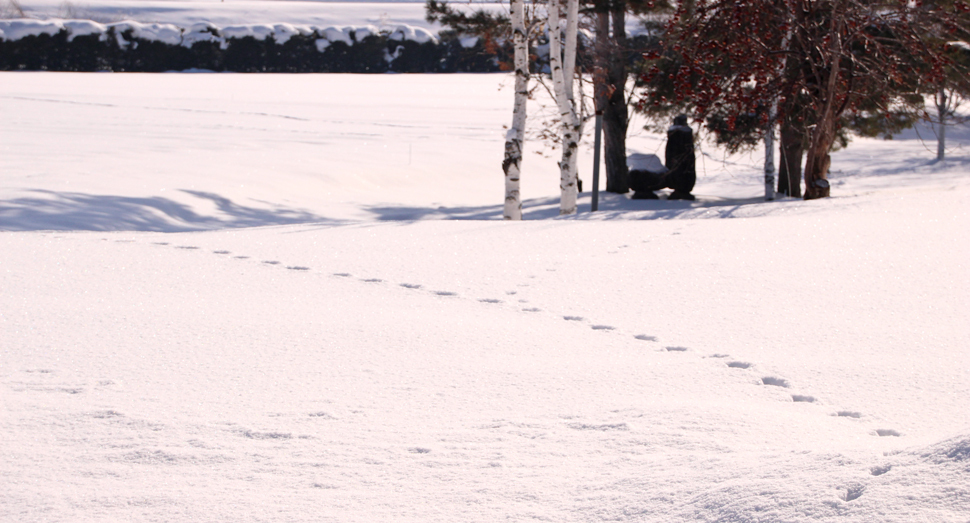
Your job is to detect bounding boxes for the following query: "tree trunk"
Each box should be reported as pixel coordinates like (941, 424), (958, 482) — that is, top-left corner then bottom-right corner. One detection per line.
(548, 0), (581, 215)
(936, 87), (947, 162)
(803, 128), (832, 200)
(804, 5), (842, 200)
(603, 5), (629, 194)
(502, 0), (528, 220)
(764, 115), (776, 201)
(778, 119), (803, 198)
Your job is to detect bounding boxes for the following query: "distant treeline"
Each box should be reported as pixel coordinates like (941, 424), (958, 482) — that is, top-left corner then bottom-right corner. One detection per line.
(0, 20), (506, 73)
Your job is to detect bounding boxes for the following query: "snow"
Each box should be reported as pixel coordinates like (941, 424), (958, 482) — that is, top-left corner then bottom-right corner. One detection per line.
(387, 24), (437, 44)
(108, 20), (183, 45)
(5, 0), (660, 38)
(627, 152), (667, 174)
(0, 17), (63, 39)
(1, 39), (969, 523)
(8, 0), (445, 33)
(0, 17), (440, 47)
(181, 22), (221, 46)
(322, 25), (354, 45)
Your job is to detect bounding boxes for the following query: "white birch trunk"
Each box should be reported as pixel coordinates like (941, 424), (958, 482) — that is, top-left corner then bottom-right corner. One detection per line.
(764, 116), (776, 200)
(502, 0), (529, 220)
(548, 0), (581, 215)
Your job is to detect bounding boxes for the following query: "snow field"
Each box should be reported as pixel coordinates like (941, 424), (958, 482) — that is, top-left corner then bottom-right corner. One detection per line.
(1, 71), (969, 521)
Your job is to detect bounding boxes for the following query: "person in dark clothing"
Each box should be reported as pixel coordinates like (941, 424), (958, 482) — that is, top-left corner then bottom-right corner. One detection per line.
(664, 114), (696, 200)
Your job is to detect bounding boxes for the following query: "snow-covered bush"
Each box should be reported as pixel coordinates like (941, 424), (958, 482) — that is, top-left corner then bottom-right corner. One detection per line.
(0, 18), (504, 73)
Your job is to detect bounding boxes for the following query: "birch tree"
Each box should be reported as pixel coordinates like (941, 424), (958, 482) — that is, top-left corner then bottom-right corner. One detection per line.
(547, 0), (582, 215)
(502, 0), (530, 220)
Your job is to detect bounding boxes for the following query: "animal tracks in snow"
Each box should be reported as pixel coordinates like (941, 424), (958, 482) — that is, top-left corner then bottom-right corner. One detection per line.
(761, 377), (791, 388)
(876, 429), (901, 437)
(131, 237), (889, 443)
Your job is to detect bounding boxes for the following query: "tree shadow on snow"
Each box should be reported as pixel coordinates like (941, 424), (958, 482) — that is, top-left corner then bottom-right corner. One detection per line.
(0, 189), (337, 232)
(363, 192), (782, 222)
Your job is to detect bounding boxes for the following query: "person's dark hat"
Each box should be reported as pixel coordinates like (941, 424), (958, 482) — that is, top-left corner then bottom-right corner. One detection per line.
(673, 114), (688, 126)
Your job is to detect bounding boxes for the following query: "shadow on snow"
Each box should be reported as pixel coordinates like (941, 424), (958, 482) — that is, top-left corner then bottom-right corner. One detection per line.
(363, 192), (785, 222)
(0, 189), (338, 232)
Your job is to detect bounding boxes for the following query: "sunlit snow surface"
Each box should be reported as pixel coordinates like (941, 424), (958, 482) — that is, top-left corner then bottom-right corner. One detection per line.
(1, 72), (969, 522)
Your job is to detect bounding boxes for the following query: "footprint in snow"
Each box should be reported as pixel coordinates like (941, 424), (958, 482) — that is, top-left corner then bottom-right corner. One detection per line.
(568, 422), (630, 431)
(841, 484), (865, 502)
(90, 409), (124, 419)
(591, 325), (615, 331)
(362, 278), (384, 283)
(870, 465), (892, 476)
(262, 261), (281, 265)
(152, 242), (169, 246)
(408, 447), (431, 454)
(400, 283), (422, 289)
(434, 290), (457, 296)
(213, 250), (230, 254)
(792, 394), (816, 403)
(727, 361), (752, 369)
(57, 387), (84, 394)
(233, 256), (250, 260)
(836, 411), (862, 419)
(522, 307), (541, 312)
(563, 315), (584, 322)
(287, 266), (310, 271)
(239, 429), (292, 440)
(761, 377), (790, 388)
(333, 272), (351, 277)
(876, 429), (901, 437)
(479, 298), (502, 304)
(665, 346), (689, 352)
(634, 334), (657, 342)
(177, 246), (199, 250)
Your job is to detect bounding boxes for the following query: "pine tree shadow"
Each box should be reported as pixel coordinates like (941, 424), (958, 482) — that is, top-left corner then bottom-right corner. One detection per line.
(0, 189), (336, 232)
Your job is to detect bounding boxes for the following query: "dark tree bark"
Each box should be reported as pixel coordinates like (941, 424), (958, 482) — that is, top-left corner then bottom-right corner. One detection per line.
(778, 119), (803, 198)
(602, 5), (630, 193)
